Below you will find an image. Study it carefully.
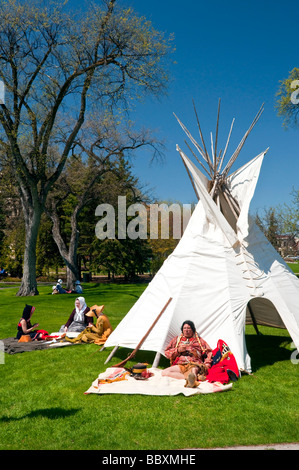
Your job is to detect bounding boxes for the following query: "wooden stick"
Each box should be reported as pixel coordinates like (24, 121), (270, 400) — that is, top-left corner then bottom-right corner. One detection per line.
(224, 106), (264, 174)
(214, 98), (221, 172)
(183, 140), (213, 178)
(218, 117), (235, 174)
(223, 185), (241, 215)
(209, 177), (219, 199)
(192, 99), (214, 171)
(216, 149), (222, 170)
(247, 303), (261, 335)
(174, 113), (212, 169)
(104, 345), (119, 364)
(210, 132), (215, 167)
(222, 188), (239, 220)
(112, 297), (173, 368)
(222, 104), (264, 176)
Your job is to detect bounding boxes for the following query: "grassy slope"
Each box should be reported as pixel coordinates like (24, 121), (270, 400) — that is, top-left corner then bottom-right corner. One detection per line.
(0, 283), (298, 450)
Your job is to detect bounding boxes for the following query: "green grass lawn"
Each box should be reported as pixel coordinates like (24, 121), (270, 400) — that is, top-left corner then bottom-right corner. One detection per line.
(0, 282), (298, 450)
(287, 262), (299, 275)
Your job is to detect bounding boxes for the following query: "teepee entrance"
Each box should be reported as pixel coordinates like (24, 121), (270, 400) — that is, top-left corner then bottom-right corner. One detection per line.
(247, 298), (286, 331)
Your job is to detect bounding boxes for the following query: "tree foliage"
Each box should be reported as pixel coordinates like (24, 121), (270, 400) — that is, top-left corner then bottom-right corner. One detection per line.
(276, 67), (299, 128)
(275, 189), (299, 237)
(90, 156), (152, 280)
(255, 207), (280, 251)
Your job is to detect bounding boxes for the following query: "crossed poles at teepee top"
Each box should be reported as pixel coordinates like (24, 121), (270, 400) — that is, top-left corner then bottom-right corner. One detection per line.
(174, 98), (264, 208)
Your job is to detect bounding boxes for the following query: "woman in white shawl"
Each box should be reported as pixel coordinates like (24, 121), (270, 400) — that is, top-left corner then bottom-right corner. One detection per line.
(59, 297), (93, 334)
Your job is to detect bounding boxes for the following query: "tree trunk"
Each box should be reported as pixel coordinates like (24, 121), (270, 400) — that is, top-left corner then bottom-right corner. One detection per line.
(50, 210), (80, 291)
(17, 205), (42, 296)
(54, 238), (80, 291)
(66, 264), (78, 291)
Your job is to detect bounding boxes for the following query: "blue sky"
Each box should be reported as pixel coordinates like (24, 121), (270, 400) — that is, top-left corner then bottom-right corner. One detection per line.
(123, 0), (299, 214)
(71, 0), (299, 214)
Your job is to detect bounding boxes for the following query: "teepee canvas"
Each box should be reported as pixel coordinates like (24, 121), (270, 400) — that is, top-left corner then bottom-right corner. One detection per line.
(104, 101), (299, 372)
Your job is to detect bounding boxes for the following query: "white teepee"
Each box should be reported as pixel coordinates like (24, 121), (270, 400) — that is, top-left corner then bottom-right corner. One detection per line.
(104, 101), (299, 372)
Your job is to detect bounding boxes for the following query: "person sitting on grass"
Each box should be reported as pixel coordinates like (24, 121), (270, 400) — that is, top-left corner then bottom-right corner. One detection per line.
(65, 305), (113, 345)
(72, 280), (83, 294)
(59, 297), (93, 334)
(161, 320), (213, 388)
(16, 305), (43, 341)
(53, 279), (71, 294)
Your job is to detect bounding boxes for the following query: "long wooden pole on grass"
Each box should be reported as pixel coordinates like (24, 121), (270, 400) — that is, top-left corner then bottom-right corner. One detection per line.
(112, 297), (173, 368)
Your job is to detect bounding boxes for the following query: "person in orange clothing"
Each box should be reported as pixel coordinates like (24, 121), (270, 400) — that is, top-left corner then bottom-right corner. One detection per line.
(65, 305), (113, 345)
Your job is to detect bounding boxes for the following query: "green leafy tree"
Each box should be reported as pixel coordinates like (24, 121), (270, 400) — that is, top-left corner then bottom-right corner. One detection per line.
(0, 180), (6, 263)
(91, 156), (152, 280)
(276, 67), (299, 128)
(147, 200), (194, 274)
(0, 161), (24, 275)
(275, 189), (299, 237)
(266, 210), (279, 250)
(255, 207), (281, 251)
(0, 223), (24, 277)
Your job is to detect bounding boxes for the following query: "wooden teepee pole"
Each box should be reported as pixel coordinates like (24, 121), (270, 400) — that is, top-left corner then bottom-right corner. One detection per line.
(174, 113), (213, 175)
(213, 98), (221, 172)
(192, 99), (214, 173)
(222, 104), (264, 176)
(112, 297), (173, 368)
(218, 117), (235, 174)
(183, 140), (212, 178)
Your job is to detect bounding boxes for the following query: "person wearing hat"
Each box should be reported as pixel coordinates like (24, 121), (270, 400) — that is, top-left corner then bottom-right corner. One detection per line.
(54, 279), (70, 294)
(72, 280), (83, 294)
(65, 305), (113, 345)
(16, 304), (43, 341)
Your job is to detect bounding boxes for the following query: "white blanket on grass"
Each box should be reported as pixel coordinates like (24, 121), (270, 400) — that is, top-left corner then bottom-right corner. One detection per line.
(84, 367), (232, 396)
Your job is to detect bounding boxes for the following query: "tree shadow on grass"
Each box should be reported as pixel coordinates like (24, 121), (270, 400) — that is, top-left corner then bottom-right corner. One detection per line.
(0, 407), (80, 422)
(245, 333), (292, 372)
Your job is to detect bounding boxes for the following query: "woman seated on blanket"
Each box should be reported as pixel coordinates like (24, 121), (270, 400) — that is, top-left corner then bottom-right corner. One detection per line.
(59, 297), (93, 334)
(16, 304), (43, 341)
(162, 320), (213, 388)
(65, 305), (113, 345)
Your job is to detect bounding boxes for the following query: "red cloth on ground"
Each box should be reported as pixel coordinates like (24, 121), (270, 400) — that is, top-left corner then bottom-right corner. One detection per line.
(206, 339), (239, 384)
(34, 330), (49, 340)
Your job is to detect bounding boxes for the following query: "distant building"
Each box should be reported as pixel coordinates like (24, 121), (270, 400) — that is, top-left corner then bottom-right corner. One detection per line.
(276, 234), (299, 259)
